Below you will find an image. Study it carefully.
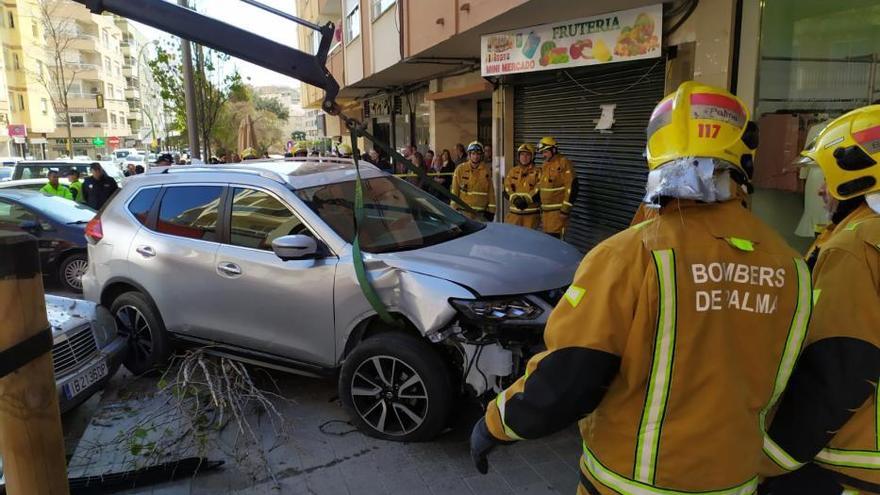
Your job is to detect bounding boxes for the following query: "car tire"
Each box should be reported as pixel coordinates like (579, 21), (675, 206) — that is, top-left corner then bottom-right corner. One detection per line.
(58, 253), (88, 293)
(110, 291), (171, 375)
(339, 332), (452, 442)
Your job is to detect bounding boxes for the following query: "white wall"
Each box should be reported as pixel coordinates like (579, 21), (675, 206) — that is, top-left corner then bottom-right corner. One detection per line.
(371, 7), (400, 73)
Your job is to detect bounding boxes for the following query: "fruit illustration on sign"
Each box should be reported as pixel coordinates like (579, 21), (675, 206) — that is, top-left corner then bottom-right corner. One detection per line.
(549, 47), (569, 64)
(569, 38), (593, 60)
(593, 39), (612, 62)
(614, 12), (659, 57)
(539, 40), (555, 66)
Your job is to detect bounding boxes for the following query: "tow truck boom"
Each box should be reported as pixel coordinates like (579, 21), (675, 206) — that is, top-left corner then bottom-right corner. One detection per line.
(73, 0), (341, 114)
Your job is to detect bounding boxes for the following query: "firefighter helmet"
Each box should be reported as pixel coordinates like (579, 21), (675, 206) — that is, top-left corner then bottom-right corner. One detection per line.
(517, 143), (535, 155)
(646, 81), (758, 173)
(536, 137), (557, 153)
(802, 104), (880, 200)
(467, 141), (484, 154)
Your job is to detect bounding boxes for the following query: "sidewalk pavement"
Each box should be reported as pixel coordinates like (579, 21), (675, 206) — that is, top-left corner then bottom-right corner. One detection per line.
(69, 369), (581, 495)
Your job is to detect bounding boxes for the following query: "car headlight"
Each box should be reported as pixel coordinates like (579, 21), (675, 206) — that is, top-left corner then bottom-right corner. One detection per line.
(449, 297), (543, 322)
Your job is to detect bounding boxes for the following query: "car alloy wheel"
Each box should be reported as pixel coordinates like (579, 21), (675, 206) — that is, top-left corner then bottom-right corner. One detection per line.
(115, 305), (154, 370)
(350, 355), (429, 436)
(62, 257), (88, 291)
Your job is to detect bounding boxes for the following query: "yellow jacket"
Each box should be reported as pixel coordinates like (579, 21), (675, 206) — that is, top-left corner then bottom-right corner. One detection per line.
(485, 199), (812, 494)
(762, 202), (880, 490)
(539, 153), (576, 234)
(451, 161), (495, 219)
(504, 164), (541, 228)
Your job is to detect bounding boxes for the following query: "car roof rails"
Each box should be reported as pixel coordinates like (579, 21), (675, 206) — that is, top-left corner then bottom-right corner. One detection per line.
(157, 166), (287, 184)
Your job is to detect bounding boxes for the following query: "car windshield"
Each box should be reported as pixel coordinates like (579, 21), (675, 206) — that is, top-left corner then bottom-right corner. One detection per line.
(295, 176), (484, 253)
(23, 194), (95, 223)
(14, 163), (91, 180)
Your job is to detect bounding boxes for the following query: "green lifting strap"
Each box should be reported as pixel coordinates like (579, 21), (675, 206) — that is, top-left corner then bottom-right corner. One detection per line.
(348, 126), (399, 325)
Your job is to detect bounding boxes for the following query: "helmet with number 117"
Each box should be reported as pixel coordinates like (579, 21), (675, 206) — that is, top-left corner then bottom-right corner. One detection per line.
(646, 81), (759, 176)
(801, 104), (880, 200)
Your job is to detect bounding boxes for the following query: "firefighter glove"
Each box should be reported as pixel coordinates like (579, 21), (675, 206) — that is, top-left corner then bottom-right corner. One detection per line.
(484, 211), (495, 222)
(470, 417), (510, 474)
(513, 196), (528, 210)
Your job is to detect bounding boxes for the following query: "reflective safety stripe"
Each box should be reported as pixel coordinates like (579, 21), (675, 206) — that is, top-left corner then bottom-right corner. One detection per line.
(464, 191), (488, 196)
(541, 186), (566, 192)
(564, 285), (586, 308)
(727, 237), (755, 252)
(509, 208), (540, 214)
(582, 445), (758, 495)
(816, 448), (880, 470)
(632, 218), (657, 230)
(841, 490), (859, 495)
(495, 392), (523, 440)
(563, 201), (573, 207)
(543, 203), (564, 210)
(813, 289), (822, 305)
(634, 249), (677, 484)
(761, 258), (812, 471)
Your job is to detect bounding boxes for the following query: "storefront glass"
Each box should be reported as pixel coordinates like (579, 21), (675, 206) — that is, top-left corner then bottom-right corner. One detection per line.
(753, 0), (880, 252)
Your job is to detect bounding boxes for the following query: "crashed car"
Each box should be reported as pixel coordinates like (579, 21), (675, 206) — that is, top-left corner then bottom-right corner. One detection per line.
(81, 157), (582, 441)
(47, 295), (127, 413)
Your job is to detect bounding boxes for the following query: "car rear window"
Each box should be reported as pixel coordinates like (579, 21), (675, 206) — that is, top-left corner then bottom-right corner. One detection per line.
(157, 186), (222, 241)
(128, 187), (160, 226)
(14, 163), (91, 180)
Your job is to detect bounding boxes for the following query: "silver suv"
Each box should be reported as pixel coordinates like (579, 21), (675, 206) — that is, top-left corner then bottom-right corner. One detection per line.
(82, 158), (581, 441)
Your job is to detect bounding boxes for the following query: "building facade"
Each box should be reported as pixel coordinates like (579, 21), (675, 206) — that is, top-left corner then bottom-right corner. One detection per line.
(2, 0), (56, 158)
(293, 0), (879, 253)
(116, 16), (166, 151)
(254, 85), (308, 144)
(42, 1), (130, 158)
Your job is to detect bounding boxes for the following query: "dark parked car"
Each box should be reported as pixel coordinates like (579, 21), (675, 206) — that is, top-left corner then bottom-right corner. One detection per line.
(0, 189), (95, 291)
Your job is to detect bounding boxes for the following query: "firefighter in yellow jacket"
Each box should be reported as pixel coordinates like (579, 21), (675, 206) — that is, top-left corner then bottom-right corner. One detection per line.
(504, 143), (542, 229)
(760, 105), (880, 495)
(451, 141), (495, 221)
(470, 82), (813, 495)
(536, 136), (577, 237)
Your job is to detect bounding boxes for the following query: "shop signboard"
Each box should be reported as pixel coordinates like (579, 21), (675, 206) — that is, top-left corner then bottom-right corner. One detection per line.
(108, 136), (120, 147)
(7, 124), (26, 139)
(92, 137), (105, 147)
(480, 4), (662, 77)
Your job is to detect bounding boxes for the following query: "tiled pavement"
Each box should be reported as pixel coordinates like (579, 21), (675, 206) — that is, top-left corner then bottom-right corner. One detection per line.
(72, 369), (582, 495)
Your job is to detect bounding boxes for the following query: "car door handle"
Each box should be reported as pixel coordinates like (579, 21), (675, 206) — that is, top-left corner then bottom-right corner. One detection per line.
(136, 245), (156, 258)
(217, 262), (242, 277)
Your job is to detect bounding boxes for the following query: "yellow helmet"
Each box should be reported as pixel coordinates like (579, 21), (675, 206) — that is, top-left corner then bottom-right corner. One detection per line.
(646, 81), (758, 173)
(802, 105), (880, 200)
(536, 136), (557, 153)
(337, 143), (352, 156)
(517, 143), (535, 155)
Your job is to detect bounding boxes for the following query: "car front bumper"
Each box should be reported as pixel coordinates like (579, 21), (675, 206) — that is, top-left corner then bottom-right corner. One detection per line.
(57, 334), (127, 414)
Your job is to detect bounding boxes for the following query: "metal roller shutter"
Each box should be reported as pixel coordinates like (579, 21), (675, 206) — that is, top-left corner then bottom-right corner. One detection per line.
(513, 57), (666, 251)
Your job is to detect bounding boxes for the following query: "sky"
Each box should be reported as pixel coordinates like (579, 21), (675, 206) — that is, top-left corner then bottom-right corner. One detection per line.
(131, 0), (302, 89)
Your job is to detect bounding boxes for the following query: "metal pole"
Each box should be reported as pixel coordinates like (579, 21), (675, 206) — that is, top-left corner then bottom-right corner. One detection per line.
(178, 0), (200, 159)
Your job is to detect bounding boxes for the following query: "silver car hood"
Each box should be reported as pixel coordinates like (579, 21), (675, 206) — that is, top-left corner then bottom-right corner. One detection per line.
(378, 223), (582, 296)
(45, 295), (95, 337)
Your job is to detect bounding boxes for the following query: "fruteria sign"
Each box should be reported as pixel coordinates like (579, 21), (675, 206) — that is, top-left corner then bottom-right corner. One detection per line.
(481, 5), (662, 77)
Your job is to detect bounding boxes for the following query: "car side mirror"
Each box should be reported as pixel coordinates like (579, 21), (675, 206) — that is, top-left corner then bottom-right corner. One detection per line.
(19, 219), (41, 233)
(272, 234), (319, 260)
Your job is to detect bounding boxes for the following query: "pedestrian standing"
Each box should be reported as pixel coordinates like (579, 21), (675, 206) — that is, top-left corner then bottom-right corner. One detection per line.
(40, 169), (73, 200)
(82, 162), (118, 210)
(66, 169), (84, 203)
(424, 150), (435, 170)
(503, 144), (541, 229)
(536, 136), (577, 238)
(434, 149), (456, 192)
(759, 105), (880, 495)
(453, 143), (467, 165)
(450, 141), (495, 221)
(471, 82), (811, 495)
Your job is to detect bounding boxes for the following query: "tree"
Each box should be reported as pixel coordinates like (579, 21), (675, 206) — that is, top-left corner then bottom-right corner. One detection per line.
(254, 95), (288, 121)
(147, 41), (242, 158)
(31, 0), (84, 157)
(291, 130), (306, 141)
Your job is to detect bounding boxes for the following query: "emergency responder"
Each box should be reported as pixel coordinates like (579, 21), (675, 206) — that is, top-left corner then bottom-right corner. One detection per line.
(66, 169), (84, 203)
(504, 143), (541, 229)
(536, 136), (577, 238)
(760, 105), (880, 495)
(337, 143), (353, 158)
(292, 144), (308, 158)
(451, 141), (495, 221)
(40, 169), (73, 199)
(471, 82), (812, 495)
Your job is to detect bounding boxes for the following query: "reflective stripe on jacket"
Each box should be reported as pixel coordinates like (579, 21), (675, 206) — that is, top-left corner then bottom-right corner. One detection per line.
(539, 153), (576, 234)
(485, 199), (811, 494)
(762, 203), (880, 488)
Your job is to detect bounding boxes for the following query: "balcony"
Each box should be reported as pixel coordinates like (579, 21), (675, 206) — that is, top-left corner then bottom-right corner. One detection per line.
(65, 62), (106, 80)
(70, 33), (100, 53)
(125, 87), (140, 99)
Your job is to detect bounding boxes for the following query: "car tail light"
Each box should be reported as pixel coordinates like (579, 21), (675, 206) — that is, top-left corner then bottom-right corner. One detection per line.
(85, 216), (103, 243)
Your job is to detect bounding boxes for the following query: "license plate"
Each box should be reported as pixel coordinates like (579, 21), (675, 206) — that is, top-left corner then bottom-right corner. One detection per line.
(63, 360), (108, 400)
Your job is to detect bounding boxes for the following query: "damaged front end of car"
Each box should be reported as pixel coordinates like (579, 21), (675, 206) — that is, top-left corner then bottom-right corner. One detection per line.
(428, 287), (567, 400)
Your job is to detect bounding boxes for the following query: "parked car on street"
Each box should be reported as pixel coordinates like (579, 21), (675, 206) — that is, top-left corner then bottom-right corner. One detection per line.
(0, 189), (95, 291)
(0, 167), (11, 181)
(0, 294), (126, 491)
(82, 158), (581, 441)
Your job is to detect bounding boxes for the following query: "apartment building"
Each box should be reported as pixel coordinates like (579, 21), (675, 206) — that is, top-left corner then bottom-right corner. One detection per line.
(1, 0), (56, 158)
(116, 16), (166, 150)
(254, 85), (308, 142)
(43, 1), (130, 158)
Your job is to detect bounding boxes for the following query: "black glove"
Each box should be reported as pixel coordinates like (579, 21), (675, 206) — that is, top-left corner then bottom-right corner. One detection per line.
(483, 211), (495, 222)
(758, 465), (842, 495)
(470, 417), (509, 475)
(512, 196), (528, 210)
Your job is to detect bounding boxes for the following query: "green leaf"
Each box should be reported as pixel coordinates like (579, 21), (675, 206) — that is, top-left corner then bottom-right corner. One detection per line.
(130, 443), (143, 456)
(133, 428), (148, 439)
